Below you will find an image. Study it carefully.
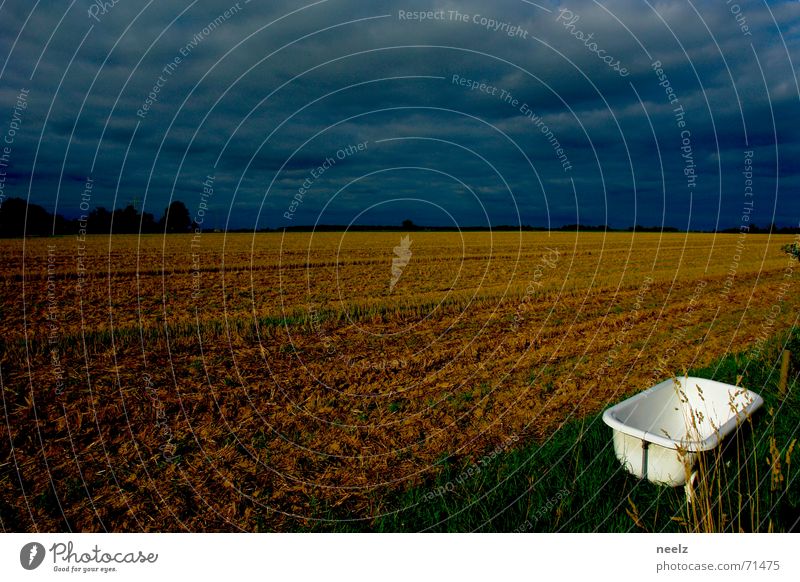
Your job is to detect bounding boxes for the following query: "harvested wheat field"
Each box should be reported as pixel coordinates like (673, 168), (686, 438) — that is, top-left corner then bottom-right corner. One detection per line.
(1, 231), (798, 531)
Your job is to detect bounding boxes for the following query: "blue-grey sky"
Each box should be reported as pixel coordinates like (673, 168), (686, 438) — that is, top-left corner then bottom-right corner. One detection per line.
(1, 0), (799, 230)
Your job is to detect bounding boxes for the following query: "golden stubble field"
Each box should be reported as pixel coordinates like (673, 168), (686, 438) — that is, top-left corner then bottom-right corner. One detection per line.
(1, 231), (798, 531)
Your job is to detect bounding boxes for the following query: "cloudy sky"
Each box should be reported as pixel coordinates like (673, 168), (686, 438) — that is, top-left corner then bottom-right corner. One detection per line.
(1, 0), (799, 230)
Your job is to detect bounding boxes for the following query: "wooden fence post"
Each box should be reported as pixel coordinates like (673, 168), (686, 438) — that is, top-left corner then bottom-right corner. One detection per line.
(779, 350), (791, 395)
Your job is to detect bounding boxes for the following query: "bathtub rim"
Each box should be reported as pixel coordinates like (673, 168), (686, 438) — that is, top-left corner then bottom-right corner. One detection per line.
(602, 376), (764, 452)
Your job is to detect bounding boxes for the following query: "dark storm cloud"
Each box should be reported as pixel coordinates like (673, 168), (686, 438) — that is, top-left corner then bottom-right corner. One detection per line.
(0, 0), (798, 230)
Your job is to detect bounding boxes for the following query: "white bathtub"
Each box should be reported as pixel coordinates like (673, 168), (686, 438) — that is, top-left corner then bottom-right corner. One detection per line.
(602, 377), (763, 486)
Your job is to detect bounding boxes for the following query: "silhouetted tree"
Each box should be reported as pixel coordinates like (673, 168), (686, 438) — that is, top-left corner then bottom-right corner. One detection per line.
(0, 197), (52, 236)
(88, 207), (112, 234)
(112, 204), (140, 233)
(141, 211), (158, 233)
(0, 198), (199, 237)
(401, 219), (416, 230)
(0, 198), (28, 237)
(54, 213), (75, 235)
(160, 200), (193, 233)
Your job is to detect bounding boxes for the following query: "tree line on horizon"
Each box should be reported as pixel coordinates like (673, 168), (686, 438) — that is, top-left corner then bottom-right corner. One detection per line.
(280, 220), (800, 234)
(0, 197), (195, 237)
(0, 197), (798, 237)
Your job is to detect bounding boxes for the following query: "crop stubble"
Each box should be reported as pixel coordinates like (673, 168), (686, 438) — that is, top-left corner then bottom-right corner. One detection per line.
(0, 231), (796, 530)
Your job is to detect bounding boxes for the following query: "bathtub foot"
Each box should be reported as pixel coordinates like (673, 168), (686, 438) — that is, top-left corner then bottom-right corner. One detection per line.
(641, 440), (649, 481)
